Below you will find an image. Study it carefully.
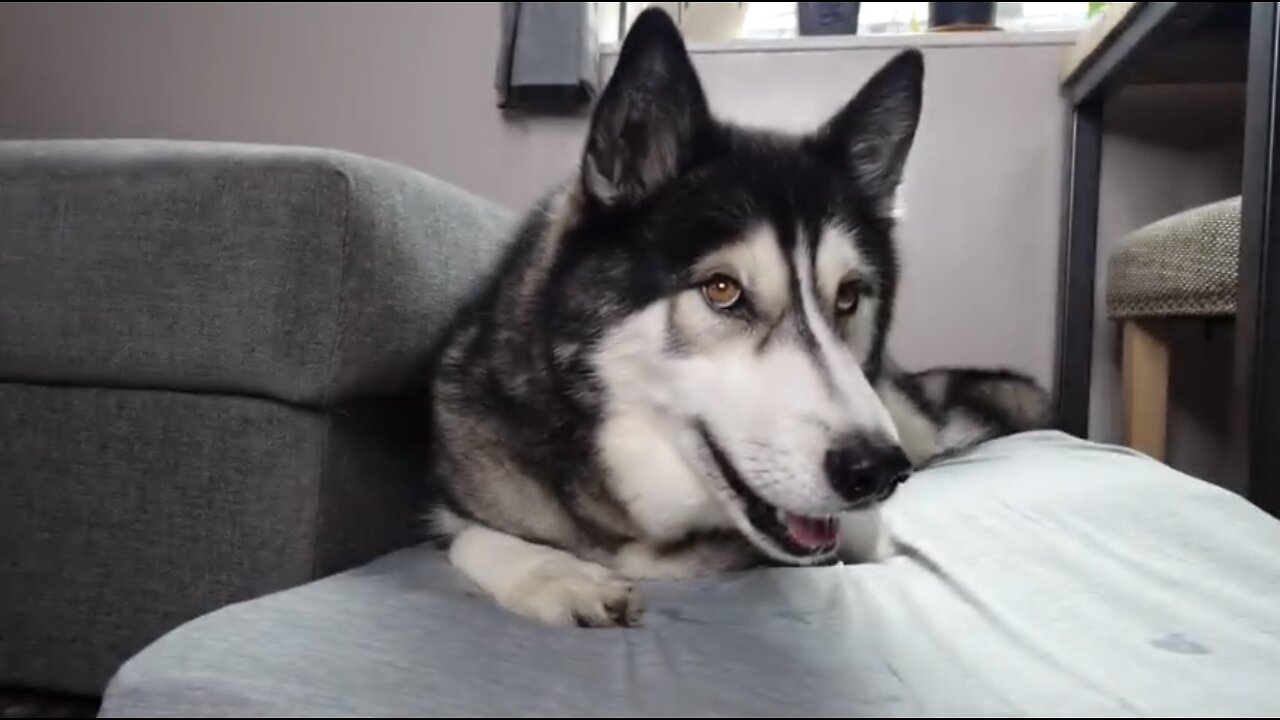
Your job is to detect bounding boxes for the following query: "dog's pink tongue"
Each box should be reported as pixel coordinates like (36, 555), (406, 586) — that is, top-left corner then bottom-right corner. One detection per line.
(784, 514), (837, 549)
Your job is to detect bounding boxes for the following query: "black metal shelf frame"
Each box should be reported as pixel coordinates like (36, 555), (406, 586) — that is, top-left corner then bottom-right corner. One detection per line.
(1055, 2), (1278, 515)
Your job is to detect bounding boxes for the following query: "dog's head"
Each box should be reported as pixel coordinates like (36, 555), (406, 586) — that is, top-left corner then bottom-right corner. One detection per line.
(555, 9), (922, 564)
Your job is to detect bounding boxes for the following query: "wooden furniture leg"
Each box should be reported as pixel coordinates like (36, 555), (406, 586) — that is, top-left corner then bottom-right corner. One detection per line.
(1122, 320), (1170, 461)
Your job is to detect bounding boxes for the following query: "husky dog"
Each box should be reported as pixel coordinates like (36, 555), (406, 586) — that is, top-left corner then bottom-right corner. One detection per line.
(427, 9), (1050, 627)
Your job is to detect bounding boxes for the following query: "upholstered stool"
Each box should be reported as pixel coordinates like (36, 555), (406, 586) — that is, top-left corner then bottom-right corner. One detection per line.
(1105, 195), (1240, 460)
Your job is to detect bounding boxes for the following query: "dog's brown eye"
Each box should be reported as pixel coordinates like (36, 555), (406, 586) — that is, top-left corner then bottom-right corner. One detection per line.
(701, 275), (743, 310)
(835, 281), (861, 316)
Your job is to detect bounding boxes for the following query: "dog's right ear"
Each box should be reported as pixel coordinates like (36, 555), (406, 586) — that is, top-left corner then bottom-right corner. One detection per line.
(580, 8), (711, 207)
(816, 49), (924, 214)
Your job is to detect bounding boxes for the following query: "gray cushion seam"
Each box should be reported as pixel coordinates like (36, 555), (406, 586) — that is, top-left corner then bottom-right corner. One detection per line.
(324, 160), (355, 409)
(0, 378), (333, 414)
(310, 167), (354, 580)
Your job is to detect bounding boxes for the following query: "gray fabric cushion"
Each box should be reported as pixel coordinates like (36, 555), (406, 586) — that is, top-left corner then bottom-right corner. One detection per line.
(0, 384), (321, 693)
(0, 140), (512, 406)
(1106, 195), (1240, 319)
(0, 384), (430, 696)
(100, 431), (1280, 717)
(0, 140), (513, 695)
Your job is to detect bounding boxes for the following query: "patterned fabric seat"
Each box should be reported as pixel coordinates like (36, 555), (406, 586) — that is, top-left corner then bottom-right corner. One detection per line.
(1106, 196), (1241, 320)
(1103, 196), (1241, 464)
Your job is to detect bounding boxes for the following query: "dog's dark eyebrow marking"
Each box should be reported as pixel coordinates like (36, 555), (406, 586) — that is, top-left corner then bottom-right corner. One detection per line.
(779, 226), (840, 395)
(664, 300), (691, 356)
(754, 311), (788, 353)
(777, 222), (820, 351)
(786, 275), (821, 354)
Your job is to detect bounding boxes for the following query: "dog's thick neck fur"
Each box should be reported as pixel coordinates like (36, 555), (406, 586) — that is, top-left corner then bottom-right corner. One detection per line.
(426, 9), (1051, 627)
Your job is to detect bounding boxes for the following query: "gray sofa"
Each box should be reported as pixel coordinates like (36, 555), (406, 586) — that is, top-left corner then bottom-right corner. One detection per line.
(0, 140), (510, 704)
(7, 140), (1280, 718)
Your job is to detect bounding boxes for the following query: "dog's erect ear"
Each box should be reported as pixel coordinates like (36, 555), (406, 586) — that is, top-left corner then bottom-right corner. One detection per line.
(580, 8), (711, 206)
(817, 49), (924, 210)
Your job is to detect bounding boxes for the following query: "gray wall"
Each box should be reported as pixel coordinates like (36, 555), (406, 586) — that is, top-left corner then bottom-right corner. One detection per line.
(0, 2), (1071, 386)
(0, 2), (587, 210)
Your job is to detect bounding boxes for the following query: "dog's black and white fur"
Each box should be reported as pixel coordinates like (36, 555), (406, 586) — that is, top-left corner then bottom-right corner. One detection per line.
(427, 9), (1050, 627)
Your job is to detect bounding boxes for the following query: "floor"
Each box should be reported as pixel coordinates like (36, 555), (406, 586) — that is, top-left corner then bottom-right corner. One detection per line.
(0, 688), (100, 719)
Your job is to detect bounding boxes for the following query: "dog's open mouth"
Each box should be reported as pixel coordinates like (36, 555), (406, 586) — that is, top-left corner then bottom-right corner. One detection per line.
(779, 513), (840, 550)
(695, 423), (840, 559)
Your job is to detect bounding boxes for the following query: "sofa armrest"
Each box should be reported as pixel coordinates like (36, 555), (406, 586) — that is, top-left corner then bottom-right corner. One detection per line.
(319, 147), (515, 402)
(0, 140), (514, 695)
(0, 139), (514, 406)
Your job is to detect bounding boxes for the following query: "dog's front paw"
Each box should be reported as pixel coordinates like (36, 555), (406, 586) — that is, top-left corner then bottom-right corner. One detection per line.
(502, 558), (644, 628)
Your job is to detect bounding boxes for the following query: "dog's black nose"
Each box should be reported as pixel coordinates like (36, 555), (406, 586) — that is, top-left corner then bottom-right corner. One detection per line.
(824, 439), (912, 503)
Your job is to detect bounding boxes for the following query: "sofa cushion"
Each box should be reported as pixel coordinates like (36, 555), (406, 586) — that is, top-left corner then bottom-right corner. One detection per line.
(0, 140), (512, 406)
(0, 381), (432, 695)
(99, 431), (1280, 717)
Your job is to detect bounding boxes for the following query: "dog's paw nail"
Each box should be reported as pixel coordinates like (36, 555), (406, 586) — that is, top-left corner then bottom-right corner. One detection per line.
(508, 563), (643, 628)
(604, 592), (642, 626)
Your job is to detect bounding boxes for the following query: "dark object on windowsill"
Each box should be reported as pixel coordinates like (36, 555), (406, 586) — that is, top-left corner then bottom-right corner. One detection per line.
(798, 2), (861, 36)
(928, 2), (998, 32)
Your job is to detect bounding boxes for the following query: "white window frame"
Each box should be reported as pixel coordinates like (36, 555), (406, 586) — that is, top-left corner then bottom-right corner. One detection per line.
(594, 2), (1096, 52)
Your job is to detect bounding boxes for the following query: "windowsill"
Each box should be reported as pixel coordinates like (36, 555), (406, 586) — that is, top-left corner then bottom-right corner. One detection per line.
(600, 29), (1080, 56)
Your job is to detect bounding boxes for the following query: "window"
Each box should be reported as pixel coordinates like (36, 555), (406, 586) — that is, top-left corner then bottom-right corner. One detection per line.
(594, 2), (1096, 46)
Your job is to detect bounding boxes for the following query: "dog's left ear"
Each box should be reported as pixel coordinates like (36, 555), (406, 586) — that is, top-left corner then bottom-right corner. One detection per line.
(816, 49), (924, 211)
(580, 8), (711, 207)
